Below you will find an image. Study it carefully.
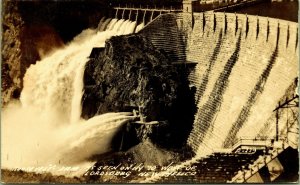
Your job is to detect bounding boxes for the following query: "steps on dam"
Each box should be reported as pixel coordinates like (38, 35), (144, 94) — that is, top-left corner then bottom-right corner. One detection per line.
(149, 139), (298, 183)
(139, 14), (186, 63)
(157, 149), (264, 183)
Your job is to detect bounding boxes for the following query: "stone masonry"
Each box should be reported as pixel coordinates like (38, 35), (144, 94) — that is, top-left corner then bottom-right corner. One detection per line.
(139, 12), (298, 152)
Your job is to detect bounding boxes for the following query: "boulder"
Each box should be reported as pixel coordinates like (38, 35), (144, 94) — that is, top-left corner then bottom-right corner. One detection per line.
(82, 34), (196, 149)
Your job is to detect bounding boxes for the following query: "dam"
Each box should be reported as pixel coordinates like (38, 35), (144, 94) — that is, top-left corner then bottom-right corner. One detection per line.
(1, 0), (298, 183)
(132, 10), (298, 183)
(90, 1), (299, 183)
(139, 11), (298, 149)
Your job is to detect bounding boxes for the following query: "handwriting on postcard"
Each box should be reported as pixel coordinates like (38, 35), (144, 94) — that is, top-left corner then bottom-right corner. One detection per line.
(84, 163), (197, 178)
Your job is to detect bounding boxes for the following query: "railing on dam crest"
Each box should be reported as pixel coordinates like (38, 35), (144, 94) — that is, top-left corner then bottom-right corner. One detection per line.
(113, 5), (182, 26)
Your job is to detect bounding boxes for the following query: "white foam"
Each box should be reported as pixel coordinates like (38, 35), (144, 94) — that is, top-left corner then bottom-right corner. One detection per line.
(2, 18), (137, 176)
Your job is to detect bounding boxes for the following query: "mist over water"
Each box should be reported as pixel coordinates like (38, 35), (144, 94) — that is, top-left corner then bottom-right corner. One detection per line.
(2, 18), (143, 176)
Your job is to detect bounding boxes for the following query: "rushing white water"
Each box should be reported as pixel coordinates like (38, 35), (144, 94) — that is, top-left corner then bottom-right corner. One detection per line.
(135, 22), (145, 33)
(1, 18), (144, 176)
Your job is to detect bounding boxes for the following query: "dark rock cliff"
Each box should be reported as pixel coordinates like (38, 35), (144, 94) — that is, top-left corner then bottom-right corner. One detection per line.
(82, 35), (179, 121)
(2, 1), (24, 105)
(82, 35), (196, 149)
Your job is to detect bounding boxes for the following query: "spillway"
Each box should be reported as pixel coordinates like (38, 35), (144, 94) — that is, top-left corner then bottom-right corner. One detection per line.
(1, 18), (144, 176)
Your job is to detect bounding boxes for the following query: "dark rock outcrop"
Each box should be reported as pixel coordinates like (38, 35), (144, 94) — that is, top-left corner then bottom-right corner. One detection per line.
(82, 35), (180, 121)
(82, 35), (196, 149)
(2, 1), (24, 105)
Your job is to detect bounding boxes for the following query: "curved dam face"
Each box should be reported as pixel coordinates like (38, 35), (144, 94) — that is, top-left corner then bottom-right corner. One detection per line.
(138, 12), (298, 153)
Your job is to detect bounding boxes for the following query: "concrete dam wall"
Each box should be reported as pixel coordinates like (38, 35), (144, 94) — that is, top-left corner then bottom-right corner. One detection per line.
(139, 12), (298, 153)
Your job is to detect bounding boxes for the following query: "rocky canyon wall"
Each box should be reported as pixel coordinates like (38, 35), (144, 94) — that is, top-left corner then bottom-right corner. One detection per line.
(2, 1), (24, 104)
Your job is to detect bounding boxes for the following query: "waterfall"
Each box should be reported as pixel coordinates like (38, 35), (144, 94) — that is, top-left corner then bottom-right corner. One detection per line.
(1, 18), (144, 176)
(136, 22), (145, 33)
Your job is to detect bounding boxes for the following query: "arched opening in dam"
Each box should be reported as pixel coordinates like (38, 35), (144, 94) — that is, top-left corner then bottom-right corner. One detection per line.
(1, 0), (299, 183)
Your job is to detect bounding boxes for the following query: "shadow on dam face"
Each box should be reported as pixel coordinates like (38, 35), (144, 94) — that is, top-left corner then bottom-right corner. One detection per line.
(223, 45), (279, 148)
(191, 32), (242, 146)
